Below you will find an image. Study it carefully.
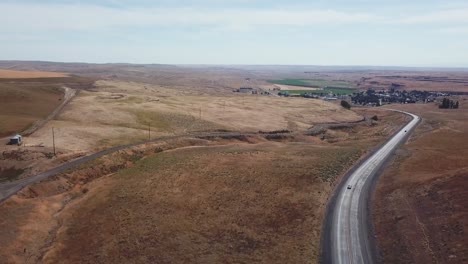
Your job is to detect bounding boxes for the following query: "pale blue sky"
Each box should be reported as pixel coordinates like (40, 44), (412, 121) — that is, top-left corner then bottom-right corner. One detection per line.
(2, 0), (468, 67)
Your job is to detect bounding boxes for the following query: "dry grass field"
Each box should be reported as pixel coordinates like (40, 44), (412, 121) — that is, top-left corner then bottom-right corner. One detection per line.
(0, 71), (71, 138)
(0, 74), (93, 138)
(273, 84), (321, 91)
(374, 99), (468, 263)
(25, 80), (362, 152)
(357, 72), (468, 92)
(0, 82), (62, 137)
(0, 110), (406, 263)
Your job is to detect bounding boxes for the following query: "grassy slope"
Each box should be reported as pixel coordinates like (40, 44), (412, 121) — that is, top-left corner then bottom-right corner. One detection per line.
(0, 82), (63, 137)
(43, 142), (362, 264)
(374, 102), (468, 263)
(0, 76), (94, 137)
(0, 109), (407, 263)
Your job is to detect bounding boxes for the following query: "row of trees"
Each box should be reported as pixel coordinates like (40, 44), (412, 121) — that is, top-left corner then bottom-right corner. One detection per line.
(439, 98), (459, 109)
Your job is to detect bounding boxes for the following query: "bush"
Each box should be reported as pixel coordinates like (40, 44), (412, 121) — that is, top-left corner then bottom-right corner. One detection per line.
(371, 115), (379, 121)
(340, 100), (351, 110)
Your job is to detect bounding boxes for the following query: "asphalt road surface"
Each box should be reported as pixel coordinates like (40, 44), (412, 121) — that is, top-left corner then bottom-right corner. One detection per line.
(323, 110), (420, 264)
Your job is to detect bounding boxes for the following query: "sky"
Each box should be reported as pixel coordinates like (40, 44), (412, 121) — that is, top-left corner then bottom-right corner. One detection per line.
(2, 0), (468, 67)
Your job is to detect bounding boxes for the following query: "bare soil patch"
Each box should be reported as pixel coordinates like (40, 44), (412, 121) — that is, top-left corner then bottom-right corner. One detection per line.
(0, 69), (67, 79)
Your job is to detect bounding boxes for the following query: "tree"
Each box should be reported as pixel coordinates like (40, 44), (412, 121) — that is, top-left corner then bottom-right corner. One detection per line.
(341, 100), (351, 110)
(439, 98), (459, 109)
(444, 98), (450, 108)
(440, 98), (450, 109)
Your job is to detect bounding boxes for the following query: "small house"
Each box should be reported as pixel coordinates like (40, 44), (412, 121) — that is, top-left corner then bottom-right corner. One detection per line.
(239, 87), (254, 93)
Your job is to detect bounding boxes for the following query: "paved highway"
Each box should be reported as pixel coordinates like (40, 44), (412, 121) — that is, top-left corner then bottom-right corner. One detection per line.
(323, 110), (420, 264)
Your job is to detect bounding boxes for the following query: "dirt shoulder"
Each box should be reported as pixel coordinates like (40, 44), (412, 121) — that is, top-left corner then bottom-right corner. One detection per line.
(373, 100), (468, 263)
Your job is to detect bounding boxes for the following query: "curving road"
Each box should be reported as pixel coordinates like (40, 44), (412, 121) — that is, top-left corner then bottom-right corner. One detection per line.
(322, 110), (420, 264)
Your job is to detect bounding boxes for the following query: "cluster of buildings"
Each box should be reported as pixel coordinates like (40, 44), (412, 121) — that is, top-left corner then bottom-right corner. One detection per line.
(234, 85), (459, 108)
(234, 87), (274, 96)
(351, 89), (451, 106)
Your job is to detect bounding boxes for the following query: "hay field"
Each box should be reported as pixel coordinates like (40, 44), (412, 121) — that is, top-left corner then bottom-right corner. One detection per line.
(26, 80), (362, 152)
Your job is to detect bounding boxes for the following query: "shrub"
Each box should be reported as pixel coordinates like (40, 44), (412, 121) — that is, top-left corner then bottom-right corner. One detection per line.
(340, 100), (351, 110)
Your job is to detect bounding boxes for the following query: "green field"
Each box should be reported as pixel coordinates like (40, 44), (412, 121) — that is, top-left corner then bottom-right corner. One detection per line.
(287, 87), (356, 95)
(268, 79), (319, 87)
(268, 78), (355, 89)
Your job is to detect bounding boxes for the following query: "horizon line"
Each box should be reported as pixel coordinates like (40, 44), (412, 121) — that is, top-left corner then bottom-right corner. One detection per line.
(1, 60), (468, 71)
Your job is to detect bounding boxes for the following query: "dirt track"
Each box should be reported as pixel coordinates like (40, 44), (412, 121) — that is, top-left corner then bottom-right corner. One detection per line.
(22, 87), (76, 136)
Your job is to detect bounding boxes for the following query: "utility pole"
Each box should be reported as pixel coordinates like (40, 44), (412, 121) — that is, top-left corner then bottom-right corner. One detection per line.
(148, 123), (151, 141)
(199, 107), (202, 120)
(52, 127), (56, 156)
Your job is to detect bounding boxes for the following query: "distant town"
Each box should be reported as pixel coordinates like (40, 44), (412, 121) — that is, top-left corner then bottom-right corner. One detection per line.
(235, 86), (463, 108)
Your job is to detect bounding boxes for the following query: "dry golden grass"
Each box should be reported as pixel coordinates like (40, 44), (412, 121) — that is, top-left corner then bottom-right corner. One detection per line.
(0, 111), (407, 264)
(0, 139), (361, 264)
(274, 84), (320, 91)
(26, 80), (362, 152)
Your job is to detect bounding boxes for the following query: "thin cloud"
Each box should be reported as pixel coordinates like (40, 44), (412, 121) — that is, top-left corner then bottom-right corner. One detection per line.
(0, 3), (379, 33)
(3, 2), (468, 33)
(439, 27), (468, 34)
(397, 9), (468, 24)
